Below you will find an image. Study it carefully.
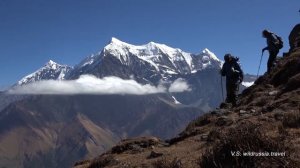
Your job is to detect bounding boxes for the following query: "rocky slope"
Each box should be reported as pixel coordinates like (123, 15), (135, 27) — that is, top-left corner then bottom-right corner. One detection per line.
(74, 26), (300, 168)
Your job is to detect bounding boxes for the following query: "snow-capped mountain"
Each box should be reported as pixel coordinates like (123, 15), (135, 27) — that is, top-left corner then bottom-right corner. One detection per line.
(17, 38), (222, 86)
(103, 37), (222, 73)
(104, 38), (195, 74)
(66, 37), (222, 84)
(17, 60), (72, 85)
(14, 38), (234, 108)
(14, 37), (255, 108)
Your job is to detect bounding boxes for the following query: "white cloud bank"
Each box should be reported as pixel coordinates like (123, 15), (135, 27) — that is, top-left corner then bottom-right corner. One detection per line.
(8, 75), (191, 95)
(241, 81), (255, 87)
(168, 78), (192, 92)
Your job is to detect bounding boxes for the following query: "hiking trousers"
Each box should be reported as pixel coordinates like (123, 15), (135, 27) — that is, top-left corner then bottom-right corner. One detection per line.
(267, 49), (279, 73)
(226, 81), (239, 106)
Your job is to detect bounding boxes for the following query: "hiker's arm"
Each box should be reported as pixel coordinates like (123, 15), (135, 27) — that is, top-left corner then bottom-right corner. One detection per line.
(262, 46), (268, 53)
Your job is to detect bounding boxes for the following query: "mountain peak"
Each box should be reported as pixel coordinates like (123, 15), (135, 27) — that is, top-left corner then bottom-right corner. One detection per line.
(202, 48), (211, 54)
(17, 60), (71, 85)
(110, 37), (129, 46)
(44, 60), (63, 70)
(47, 59), (56, 64)
(45, 59), (58, 67)
(201, 48), (220, 62)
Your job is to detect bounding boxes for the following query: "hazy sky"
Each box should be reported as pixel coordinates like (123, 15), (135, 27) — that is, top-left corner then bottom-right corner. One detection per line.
(0, 0), (299, 88)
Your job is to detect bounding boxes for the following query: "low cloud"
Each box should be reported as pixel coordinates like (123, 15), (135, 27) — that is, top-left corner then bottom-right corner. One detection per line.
(241, 81), (254, 87)
(168, 78), (191, 92)
(8, 75), (191, 95)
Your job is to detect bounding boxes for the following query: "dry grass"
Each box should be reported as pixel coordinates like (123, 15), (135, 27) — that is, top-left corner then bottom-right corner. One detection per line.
(152, 157), (183, 168)
(74, 160), (90, 167)
(197, 123), (296, 168)
(185, 114), (211, 131)
(87, 155), (117, 168)
(282, 110), (300, 128)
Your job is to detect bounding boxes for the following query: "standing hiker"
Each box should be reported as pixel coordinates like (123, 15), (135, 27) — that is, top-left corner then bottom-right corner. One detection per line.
(262, 29), (283, 73)
(221, 54), (244, 106)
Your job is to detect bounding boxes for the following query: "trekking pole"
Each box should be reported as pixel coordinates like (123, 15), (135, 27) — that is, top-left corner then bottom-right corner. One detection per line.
(220, 75), (224, 102)
(256, 52), (264, 78)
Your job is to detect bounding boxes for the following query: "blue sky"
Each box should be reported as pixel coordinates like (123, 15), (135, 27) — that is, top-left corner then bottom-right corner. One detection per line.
(0, 0), (299, 89)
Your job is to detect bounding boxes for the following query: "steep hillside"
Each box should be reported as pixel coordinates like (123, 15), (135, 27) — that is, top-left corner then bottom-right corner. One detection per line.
(74, 26), (300, 168)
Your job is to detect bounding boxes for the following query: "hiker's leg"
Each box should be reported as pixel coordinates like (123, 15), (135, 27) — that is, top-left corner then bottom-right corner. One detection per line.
(226, 82), (234, 104)
(225, 81), (231, 103)
(232, 83), (239, 106)
(267, 49), (279, 72)
(267, 54), (276, 73)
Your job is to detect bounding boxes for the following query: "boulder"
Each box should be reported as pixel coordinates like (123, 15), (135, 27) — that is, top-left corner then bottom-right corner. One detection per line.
(289, 24), (300, 52)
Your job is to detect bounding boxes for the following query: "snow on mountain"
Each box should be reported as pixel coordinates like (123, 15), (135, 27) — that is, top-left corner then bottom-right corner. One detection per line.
(86, 37), (222, 76)
(12, 37), (249, 109)
(104, 38), (190, 71)
(172, 96), (182, 104)
(17, 38), (222, 86)
(17, 60), (72, 85)
(191, 48), (222, 72)
(201, 48), (220, 62)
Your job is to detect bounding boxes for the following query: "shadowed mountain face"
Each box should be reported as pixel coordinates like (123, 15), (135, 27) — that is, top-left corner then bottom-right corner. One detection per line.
(0, 94), (201, 168)
(0, 96), (119, 168)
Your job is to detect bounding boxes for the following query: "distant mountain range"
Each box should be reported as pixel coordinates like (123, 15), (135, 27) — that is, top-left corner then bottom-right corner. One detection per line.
(17, 37), (222, 85)
(0, 38), (255, 168)
(14, 37), (256, 108)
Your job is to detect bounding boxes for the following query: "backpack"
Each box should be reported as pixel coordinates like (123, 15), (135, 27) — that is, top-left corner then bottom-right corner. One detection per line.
(273, 34), (284, 49)
(230, 56), (242, 79)
(229, 56), (240, 65)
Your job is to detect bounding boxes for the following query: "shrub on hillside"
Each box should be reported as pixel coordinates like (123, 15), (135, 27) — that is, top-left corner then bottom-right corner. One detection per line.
(198, 123), (297, 168)
(282, 110), (300, 128)
(152, 157), (183, 168)
(185, 114), (211, 131)
(87, 155), (118, 168)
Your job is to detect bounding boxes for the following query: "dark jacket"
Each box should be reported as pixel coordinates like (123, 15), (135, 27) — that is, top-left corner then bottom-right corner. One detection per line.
(221, 60), (243, 83)
(264, 33), (280, 52)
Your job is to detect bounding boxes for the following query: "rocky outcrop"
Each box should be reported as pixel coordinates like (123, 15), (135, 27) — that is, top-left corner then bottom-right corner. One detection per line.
(289, 23), (300, 52)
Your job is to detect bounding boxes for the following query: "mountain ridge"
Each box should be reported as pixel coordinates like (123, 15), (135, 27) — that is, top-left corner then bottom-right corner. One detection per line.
(16, 38), (222, 86)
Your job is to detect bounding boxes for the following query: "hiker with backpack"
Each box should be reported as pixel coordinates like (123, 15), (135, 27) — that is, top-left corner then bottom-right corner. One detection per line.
(221, 54), (244, 106)
(262, 29), (283, 73)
